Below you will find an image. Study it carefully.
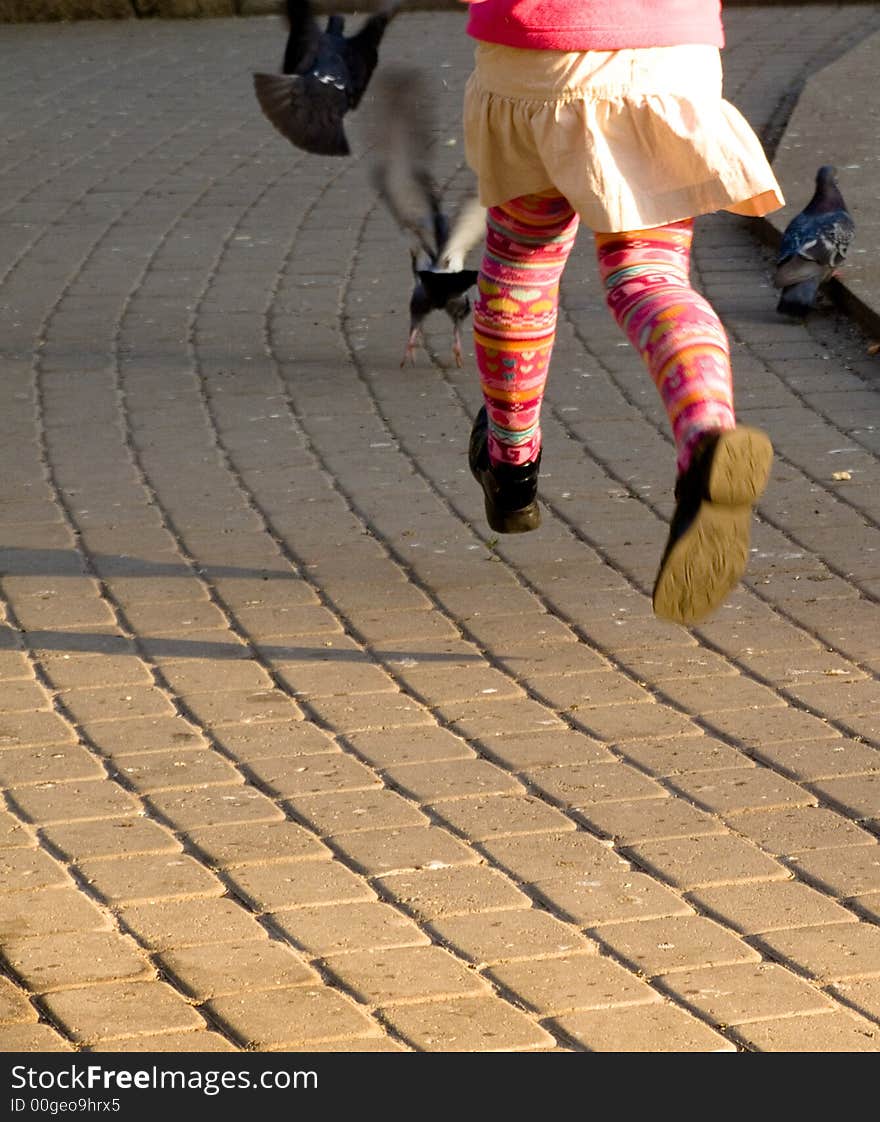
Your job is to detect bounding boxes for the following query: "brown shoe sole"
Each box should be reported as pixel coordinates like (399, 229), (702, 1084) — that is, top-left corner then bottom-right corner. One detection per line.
(652, 427), (773, 626)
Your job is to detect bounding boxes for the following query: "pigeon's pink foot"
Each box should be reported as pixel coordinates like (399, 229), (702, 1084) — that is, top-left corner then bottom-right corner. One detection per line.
(453, 329), (464, 368)
(401, 329), (421, 368)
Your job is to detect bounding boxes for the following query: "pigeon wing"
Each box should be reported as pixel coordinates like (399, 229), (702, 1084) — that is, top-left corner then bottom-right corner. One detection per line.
(774, 210), (854, 288)
(435, 195), (487, 271)
(253, 72), (350, 156)
(370, 66), (444, 260)
(340, 5), (398, 109)
(281, 0), (321, 74)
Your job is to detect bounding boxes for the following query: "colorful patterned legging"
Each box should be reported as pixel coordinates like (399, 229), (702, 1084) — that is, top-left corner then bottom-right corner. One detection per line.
(474, 190), (736, 473)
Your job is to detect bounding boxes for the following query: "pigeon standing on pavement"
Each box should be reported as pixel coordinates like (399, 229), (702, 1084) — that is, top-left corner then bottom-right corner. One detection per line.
(253, 0), (400, 157)
(774, 164), (855, 319)
(370, 65), (486, 367)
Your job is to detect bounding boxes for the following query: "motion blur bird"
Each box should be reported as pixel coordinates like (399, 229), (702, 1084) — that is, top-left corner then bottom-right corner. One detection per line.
(370, 65), (486, 367)
(253, 0), (400, 157)
(774, 164), (855, 319)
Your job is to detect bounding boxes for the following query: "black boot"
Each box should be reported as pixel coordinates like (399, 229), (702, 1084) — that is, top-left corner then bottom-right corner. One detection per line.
(468, 406), (541, 533)
(653, 426), (773, 625)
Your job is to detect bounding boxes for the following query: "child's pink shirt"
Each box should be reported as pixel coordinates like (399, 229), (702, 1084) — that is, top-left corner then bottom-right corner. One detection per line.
(464, 1), (724, 50)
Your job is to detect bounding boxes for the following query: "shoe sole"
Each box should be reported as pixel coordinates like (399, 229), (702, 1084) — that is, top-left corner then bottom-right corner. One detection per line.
(484, 500), (541, 534)
(653, 427), (773, 626)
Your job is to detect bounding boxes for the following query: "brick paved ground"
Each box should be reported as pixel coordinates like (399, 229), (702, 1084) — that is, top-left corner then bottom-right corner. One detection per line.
(1, 7), (879, 1053)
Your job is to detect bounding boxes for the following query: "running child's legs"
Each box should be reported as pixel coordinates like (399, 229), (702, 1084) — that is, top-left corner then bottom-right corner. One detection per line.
(470, 202), (770, 620)
(476, 206), (736, 476)
(474, 191), (580, 467)
(594, 220), (736, 475)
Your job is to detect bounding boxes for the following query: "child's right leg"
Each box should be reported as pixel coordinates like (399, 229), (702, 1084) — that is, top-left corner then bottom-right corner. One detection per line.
(470, 190), (579, 533)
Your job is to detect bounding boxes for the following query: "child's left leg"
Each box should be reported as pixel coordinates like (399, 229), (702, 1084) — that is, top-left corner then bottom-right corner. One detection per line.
(595, 219), (772, 625)
(594, 219), (736, 474)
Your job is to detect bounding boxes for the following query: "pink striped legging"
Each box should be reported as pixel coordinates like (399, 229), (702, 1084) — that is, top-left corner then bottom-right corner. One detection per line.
(474, 190), (736, 474)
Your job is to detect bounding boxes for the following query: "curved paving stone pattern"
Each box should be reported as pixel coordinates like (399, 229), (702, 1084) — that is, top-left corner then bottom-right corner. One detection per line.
(0, 8), (879, 1053)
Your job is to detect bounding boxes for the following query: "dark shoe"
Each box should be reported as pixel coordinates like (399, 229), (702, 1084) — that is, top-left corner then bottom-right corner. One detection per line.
(468, 406), (541, 533)
(653, 426), (773, 625)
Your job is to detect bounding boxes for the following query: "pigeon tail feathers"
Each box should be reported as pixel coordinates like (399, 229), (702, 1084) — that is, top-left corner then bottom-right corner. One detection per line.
(777, 277), (821, 319)
(417, 269), (480, 308)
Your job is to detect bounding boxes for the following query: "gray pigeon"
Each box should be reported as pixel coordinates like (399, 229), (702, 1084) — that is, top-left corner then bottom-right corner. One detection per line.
(774, 164), (855, 318)
(253, 0), (399, 157)
(370, 65), (486, 367)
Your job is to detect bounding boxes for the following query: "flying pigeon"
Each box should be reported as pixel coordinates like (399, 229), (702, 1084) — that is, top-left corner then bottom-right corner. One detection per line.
(253, 0), (400, 157)
(774, 164), (855, 319)
(370, 65), (486, 367)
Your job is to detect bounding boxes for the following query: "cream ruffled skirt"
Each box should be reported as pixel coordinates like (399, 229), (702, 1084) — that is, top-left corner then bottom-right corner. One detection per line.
(463, 42), (784, 232)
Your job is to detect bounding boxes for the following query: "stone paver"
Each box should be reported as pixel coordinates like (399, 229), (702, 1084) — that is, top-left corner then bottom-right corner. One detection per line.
(159, 940), (319, 999)
(1, 6), (879, 1052)
(550, 1003), (737, 1052)
(656, 962), (835, 1024)
(487, 953), (659, 1015)
(43, 980), (206, 1045)
(329, 825), (478, 876)
(728, 1011), (880, 1053)
(206, 986), (382, 1050)
(429, 907), (595, 965)
(273, 900), (430, 957)
(3, 930), (153, 993)
(380, 995), (555, 1052)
